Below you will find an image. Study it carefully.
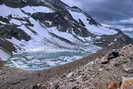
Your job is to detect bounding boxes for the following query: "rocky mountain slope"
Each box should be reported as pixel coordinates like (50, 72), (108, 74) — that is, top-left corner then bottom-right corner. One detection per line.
(0, 0), (132, 70)
(0, 44), (133, 89)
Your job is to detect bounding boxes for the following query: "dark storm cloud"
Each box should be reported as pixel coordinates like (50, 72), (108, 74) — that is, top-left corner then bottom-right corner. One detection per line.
(75, 0), (133, 23)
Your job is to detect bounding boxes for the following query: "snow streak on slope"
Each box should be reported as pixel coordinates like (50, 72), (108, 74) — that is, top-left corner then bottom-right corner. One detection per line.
(69, 11), (117, 35)
(0, 49), (10, 61)
(0, 5), (27, 17)
(0, 4), (100, 70)
(22, 6), (54, 14)
(0, 2), (121, 70)
(61, 0), (81, 7)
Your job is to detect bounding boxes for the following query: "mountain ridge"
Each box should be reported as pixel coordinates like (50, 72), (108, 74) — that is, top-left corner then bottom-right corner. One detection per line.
(0, 0), (132, 70)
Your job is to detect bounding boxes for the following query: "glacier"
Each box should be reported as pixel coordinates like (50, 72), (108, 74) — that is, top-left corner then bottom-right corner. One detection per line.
(0, 0), (132, 70)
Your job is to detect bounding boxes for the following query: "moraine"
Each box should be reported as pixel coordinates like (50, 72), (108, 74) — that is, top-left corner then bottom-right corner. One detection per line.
(0, 0), (132, 70)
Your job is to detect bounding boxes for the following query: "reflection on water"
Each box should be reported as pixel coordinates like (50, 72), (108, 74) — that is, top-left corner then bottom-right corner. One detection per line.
(6, 44), (101, 70)
(6, 50), (89, 70)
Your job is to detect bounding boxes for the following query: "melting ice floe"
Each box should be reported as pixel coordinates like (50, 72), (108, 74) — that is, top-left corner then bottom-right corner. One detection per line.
(0, 4), (117, 70)
(7, 44), (100, 70)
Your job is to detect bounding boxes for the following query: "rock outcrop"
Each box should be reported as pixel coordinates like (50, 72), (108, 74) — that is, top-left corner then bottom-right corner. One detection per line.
(0, 44), (133, 89)
(0, 0), (132, 54)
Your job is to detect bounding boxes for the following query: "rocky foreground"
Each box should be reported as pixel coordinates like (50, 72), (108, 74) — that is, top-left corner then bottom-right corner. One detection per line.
(0, 44), (133, 89)
(0, 0), (133, 70)
(1, 0), (133, 89)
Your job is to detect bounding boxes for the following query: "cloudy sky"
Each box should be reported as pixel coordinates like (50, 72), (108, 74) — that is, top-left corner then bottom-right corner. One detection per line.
(62, 0), (133, 27)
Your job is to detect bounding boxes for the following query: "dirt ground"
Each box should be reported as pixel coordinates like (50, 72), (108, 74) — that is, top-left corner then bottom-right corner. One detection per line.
(0, 44), (132, 89)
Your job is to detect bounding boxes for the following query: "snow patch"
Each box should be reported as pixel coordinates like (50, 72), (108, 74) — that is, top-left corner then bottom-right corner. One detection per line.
(61, 0), (81, 7)
(0, 49), (11, 61)
(0, 5), (27, 17)
(0, 4), (103, 70)
(22, 6), (54, 14)
(69, 10), (118, 35)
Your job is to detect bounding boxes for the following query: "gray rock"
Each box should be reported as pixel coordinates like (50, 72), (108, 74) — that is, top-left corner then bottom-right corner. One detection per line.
(101, 57), (109, 64)
(32, 83), (47, 89)
(123, 60), (133, 73)
(0, 24), (31, 41)
(107, 51), (119, 60)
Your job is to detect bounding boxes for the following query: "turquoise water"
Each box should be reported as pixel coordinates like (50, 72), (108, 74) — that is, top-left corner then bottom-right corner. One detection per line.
(6, 50), (89, 70)
(12, 51), (88, 59)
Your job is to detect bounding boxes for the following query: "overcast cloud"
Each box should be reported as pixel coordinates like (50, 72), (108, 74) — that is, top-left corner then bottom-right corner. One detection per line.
(81, 0), (133, 22)
(62, 0), (133, 25)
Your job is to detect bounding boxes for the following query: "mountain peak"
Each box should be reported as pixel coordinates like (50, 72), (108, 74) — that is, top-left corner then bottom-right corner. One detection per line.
(0, 0), (132, 70)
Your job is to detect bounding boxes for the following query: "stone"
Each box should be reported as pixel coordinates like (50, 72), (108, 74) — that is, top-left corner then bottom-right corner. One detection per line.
(72, 86), (80, 89)
(101, 51), (120, 64)
(54, 84), (60, 89)
(121, 77), (133, 89)
(32, 83), (47, 89)
(107, 81), (120, 89)
(66, 72), (74, 78)
(123, 60), (133, 73)
(101, 57), (109, 64)
(0, 39), (16, 53)
(0, 16), (9, 23)
(107, 51), (119, 60)
(0, 24), (31, 41)
(0, 61), (5, 67)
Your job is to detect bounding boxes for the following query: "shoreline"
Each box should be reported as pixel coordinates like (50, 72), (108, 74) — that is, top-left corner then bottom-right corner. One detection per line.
(0, 43), (130, 89)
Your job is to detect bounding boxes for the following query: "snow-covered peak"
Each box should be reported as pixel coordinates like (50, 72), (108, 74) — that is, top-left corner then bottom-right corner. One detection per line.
(0, 0), (132, 70)
(69, 10), (117, 35)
